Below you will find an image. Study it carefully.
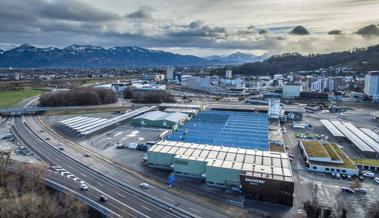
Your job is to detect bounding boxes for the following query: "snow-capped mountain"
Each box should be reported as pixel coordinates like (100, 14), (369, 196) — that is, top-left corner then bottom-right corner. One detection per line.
(0, 44), (211, 68)
(206, 52), (267, 64)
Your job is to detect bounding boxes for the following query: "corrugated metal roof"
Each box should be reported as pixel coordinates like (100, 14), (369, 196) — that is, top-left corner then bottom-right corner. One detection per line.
(148, 140), (293, 181)
(134, 111), (188, 123)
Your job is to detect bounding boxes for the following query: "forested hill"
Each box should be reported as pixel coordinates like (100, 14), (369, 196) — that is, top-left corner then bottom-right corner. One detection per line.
(227, 44), (379, 75)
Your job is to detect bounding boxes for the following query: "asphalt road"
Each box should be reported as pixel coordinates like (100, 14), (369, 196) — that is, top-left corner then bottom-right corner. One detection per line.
(29, 115), (233, 218)
(12, 114), (233, 218)
(12, 116), (184, 218)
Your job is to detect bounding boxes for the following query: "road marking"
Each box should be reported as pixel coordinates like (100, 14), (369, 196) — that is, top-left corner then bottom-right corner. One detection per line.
(96, 182), (104, 187)
(188, 207), (201, 213)
(116, 193), (125, 198)
(141, 205), (151, 211)
(60, 172), (70, 176)
(126, 212), (137, 218)
(114, 132), (123, 137)
(163, 196), (174, 202)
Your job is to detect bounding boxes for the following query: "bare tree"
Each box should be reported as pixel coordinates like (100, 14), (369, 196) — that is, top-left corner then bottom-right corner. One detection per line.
(368, 201), (379, 218)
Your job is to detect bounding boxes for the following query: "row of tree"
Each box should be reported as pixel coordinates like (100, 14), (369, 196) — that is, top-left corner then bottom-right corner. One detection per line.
(123, 88), (175, 103)
(39, 88), (117, 107)
(0, 164), (88, 218)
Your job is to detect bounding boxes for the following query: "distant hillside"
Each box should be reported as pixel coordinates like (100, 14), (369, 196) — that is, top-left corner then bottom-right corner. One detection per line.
(226, 44), (379, 75)
(0, 44), (212, 68)
(206, 52), (267, 65)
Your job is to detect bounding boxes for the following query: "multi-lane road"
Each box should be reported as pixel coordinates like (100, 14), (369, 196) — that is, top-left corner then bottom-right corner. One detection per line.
(13, 115), (182, 218)
(10, 106), (232, 218)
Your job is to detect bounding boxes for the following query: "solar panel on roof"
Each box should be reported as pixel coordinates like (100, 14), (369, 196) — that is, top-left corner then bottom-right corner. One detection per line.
(330, 120), (374, 152)
(342, 122), (379, 152)
(361, 128), (379, 143)
(167, 110), (269, 150)
(321, 119), (344, 137)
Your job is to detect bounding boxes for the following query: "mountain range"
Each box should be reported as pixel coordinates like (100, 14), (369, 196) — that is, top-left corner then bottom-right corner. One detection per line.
(0, 44), (262, 68)
(206, 52), (267, 64)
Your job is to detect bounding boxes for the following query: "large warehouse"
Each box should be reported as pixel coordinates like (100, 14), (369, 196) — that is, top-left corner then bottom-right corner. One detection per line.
(167, 110), (269, 150)
(147, 140), (294, 206)
(132, 111), (189, 130)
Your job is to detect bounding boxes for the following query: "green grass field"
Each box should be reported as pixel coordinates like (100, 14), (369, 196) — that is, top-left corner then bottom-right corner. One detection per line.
(0, 88), (44, 109)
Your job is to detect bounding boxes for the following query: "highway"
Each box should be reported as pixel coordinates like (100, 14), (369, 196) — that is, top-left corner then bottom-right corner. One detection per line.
(6, 161), (121, 218)
(12, 116), (185, 218)
(11, 113), (232, 218)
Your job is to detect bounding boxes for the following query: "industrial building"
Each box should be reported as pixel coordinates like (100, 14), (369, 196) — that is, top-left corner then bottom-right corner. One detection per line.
(158, 103), (206, 112)
(321, 119), (379, 158)
(364, 71), (379, 101)
(182, 76), (215, 92)
(58, 106), (156, 137)
(132, 111), (189, 130)
(283, 83), (302, 98)
(299, 140), (359, 175)
(147, 140), (294, 206)
(167, 110), (269, 150)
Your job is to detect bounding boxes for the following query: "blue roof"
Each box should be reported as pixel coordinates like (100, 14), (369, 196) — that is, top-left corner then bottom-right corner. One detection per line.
(167, 110), (269, 150)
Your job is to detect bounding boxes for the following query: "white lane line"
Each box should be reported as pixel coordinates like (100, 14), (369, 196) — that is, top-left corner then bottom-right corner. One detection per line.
(188, 207), (201, 213)
(126, 213), (137, 218)
(114, 131), (123, 137)
(141, 205), (151, 211)
(116, 193), (125, 198)
(163, 196), (174, 202)
(60, 172), (70, 176)
(89, 186), (151, 218)
(96, 182), (104, 187)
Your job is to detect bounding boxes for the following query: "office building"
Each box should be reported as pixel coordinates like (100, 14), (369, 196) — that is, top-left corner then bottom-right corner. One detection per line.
(364, 71), (379, 100)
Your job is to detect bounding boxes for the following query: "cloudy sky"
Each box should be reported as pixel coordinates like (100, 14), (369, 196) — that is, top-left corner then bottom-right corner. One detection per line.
(1, 0), (379, 56)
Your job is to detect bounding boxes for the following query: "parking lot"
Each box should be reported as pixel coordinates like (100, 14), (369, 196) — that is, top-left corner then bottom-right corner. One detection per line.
(80, 123), (166, 150)
(284, 109), (379, 218)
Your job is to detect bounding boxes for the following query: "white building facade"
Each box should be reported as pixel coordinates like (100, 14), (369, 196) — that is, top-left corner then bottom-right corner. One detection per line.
(364, 71), (379, 101)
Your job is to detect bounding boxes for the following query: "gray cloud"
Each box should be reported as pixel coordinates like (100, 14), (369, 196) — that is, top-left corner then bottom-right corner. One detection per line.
(259, 29), (268, 35)
(126, 5), (155, 20)
(328, 29), (344, 35)
(289, 26), (310, 35)
(0, 0), (379, 57)
(167, 21), (227, 38)
(38, 0), (120, 22)
(356, 24), (379, 36)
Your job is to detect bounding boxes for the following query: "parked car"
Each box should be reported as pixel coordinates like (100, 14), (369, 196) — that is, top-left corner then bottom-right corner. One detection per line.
(341, 187), (355, 194)
(362, 172), (375, 178)
(100, 195), (108, 202)
(84, 154), (90, 157)
(140, 183), (150, 189)
(354, 188), (367, 193)
(347, 175), (352, 181)
(374, 177), (379, 184)
(58, 146), (64, 151)
(336, 174), (342, 179)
